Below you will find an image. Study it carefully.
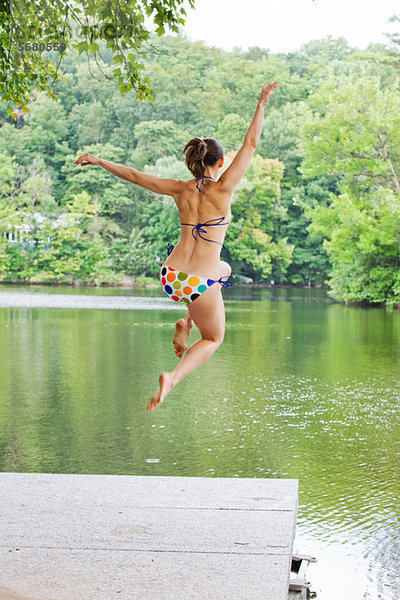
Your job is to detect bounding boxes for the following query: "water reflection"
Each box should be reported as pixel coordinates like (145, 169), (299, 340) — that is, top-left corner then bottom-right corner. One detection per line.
(0, 286), (399, 599)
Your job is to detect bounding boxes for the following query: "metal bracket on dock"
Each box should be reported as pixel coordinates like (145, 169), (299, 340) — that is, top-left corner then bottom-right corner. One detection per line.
(289, 553), (317, 599)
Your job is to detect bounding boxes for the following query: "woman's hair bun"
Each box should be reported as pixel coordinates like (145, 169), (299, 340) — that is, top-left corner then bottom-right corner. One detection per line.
(183, 137), (224, 180)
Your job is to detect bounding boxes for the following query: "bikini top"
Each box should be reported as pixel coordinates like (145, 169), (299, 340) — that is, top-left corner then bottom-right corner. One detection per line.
(180, 174), (231, 250)
(180, 215), (231, 250)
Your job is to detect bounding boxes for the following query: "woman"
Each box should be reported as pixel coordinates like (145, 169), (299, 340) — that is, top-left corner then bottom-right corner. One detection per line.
(74, 80), (278, 412)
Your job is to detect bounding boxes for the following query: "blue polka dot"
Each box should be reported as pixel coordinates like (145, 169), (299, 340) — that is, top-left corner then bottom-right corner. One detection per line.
(198, 284), (207, 293)
(207, 279), (215, 286)
(165, 284), (173, 294)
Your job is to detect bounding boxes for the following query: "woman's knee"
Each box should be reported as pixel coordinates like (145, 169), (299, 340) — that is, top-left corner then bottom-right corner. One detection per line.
(203, 332), (224, 346)
(215, 332), (225, 346)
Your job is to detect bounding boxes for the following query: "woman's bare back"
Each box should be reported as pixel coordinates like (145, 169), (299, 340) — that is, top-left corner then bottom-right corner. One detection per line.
(164, 178), (233, 279)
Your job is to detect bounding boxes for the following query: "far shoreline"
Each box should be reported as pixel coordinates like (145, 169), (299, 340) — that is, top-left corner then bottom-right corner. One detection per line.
(0, 279), (331, 290)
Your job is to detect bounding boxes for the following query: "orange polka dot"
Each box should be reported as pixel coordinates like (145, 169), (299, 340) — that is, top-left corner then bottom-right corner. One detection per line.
(188, 276), (200, 286)
(167, 272), (176, 282)
(175, 290), (182, 296)
(183, 286), (192, 295)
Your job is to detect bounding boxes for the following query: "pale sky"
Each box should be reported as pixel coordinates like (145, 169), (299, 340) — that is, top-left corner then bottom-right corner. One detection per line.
(176, 0), (399, 53)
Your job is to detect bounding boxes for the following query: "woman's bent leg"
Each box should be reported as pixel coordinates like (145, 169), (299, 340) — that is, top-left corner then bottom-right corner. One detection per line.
(147, 284), (225, 412)
(173, 310), (194, 358)
(169, 337), (221, 388)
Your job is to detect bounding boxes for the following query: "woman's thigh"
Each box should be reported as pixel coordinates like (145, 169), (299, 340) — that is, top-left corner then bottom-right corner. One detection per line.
(187, 283), (225, 343)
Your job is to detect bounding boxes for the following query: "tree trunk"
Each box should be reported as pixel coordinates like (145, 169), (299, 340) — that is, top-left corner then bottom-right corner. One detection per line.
(377, 132), (400, 196)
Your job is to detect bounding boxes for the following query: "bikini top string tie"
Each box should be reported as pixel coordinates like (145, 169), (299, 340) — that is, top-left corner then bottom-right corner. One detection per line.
(195, 174), (214, 192)
(179, 216), (231, 250)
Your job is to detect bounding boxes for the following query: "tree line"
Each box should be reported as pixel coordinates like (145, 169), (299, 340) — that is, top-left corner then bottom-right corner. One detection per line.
(0, 30), (399, 306)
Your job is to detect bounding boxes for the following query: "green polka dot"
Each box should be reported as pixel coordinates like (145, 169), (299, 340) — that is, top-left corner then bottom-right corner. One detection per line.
(181, 297), (190, 304)
(178, 272), (188, 281)
(173, 281), (181, 289)
(198, 284), (207, 293)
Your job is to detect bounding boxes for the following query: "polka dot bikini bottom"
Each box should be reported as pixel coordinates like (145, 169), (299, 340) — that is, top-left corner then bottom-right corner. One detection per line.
(160, 261), (234, 304)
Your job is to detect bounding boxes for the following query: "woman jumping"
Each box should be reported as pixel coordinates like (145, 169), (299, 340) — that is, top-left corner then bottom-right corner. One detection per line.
(74, 81), (278, 412)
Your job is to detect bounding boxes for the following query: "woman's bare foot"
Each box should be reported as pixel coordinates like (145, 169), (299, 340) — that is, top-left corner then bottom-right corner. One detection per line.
(146, 372), (174, 412)
(173, 315), (192, 358)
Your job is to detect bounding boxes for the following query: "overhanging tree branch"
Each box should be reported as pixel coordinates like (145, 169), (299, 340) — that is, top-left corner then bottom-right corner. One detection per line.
(1, 0), (195, 117)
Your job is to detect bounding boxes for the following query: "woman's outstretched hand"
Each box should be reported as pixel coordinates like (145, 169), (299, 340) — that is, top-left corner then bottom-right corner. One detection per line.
(259, 81), (278, 106)
(74, 153), (100, 166)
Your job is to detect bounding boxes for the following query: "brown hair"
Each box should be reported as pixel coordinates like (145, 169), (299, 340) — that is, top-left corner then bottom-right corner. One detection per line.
(183, 137), (224, 180)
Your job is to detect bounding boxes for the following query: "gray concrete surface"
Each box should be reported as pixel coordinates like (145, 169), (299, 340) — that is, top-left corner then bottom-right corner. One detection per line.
(0, 473), (298, 600)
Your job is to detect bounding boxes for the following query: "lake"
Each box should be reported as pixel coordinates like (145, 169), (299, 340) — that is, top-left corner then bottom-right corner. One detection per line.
(0, 284), (399, 599)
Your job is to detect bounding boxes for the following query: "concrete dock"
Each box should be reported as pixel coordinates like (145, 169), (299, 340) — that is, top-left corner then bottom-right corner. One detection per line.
(0, 473), (298, 600)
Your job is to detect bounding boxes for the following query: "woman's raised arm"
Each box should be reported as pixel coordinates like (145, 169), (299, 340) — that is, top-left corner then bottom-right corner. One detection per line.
(74, 154), (183, 197)
(219, 81), (278, 193)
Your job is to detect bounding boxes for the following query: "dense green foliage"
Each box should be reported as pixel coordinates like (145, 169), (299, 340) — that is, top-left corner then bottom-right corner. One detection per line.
(0, 30), (399, 306)
(1, 0), (194, 114)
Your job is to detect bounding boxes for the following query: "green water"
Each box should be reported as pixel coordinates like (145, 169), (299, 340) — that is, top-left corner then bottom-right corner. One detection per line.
(0, 284), (399, 599)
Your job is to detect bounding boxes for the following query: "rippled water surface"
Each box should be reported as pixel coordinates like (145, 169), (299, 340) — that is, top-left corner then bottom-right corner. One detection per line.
(0, 284), (399, 599)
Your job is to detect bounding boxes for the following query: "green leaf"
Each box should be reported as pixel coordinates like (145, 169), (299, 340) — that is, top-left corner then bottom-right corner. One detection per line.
(88, 43), (100, 55)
